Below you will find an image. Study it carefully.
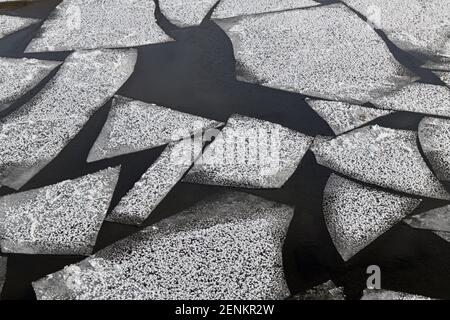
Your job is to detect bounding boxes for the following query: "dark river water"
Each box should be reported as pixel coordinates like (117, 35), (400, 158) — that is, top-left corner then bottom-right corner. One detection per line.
(0, 0), (449, 300)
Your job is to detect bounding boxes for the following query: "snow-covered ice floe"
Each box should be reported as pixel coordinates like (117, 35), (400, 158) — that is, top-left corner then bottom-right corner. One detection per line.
(159, 0), (218, 27)
(0, 167), (120, 255)
(0, 14), (39, 39)
(293, 281), (345, 300)
(0, 49), (137, 190)
(311, 125), (450, 200)
(87, 95), (222, 162)
(404, 204), (450, 242)
(33, 192), (293, 300)
(183, 114), (313, 188)
(361, 289), (433, 300)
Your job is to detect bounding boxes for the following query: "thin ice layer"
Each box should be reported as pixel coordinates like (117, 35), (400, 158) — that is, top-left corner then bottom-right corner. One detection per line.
(183, 114), (313, 188)
(212, 0), (319, 20)
(404, 205), (450, 233)
(108, 138), (202, 225)
(159, 0), (218, 27)
(33, 192), (293, 300)
(324, 174), (421, 261)
(216, 4), (413, 103)
(0, 49), (137, 190)
(312, 125), (450, 200)
(306, 99), (392, 135)
(293, 281), (345, 300)
(418, 117), (450, 181)
(0, 14), (39, 39)
(87, 95), (222, 162)
(361, 289), (433, 300)
(370, 83), (450, 117)
(0, 167), (120, 255)
(0, 256), (6, 295)
(25, 0), (172, 52)
(341, 0), (450, 70)
(0, 57), (61, 112)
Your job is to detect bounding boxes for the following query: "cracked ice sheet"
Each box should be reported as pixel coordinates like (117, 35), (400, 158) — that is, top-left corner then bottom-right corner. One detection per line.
(341, 0), (450, 70)
(108, 138), (203, 225)
(183, 114), (313, 189)
(0, 256), (5, 295)
(33, 192), (293, 300)
(370, 82), (450, 117)
(0, 15), (39, 39)
(306, 99), (393, 135)
(0, 167), (120, 255)
(404, 205), (450, 234)
(212, 0), (319, 20)
(0, 57), (61, 113)
(25, 0), (172, 52)
(215, 4), (413, 103)
(293, 281), (345, 300)
(311, 125), (450, 200)
(361, 289), (433, 300)
(0, 49), (137, 190)
(419, 117), (450, 182)
(159, 0), (218, 27)
(324, 174), (421, 261)
(87, 95), (222, 162)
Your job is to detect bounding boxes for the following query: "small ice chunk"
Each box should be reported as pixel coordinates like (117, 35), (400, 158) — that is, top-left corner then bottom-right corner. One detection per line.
(87, 95), (222, 162)
(159, 0), (218, 27)
(0, 49), (137, 190)
(435, 71), (450, 86)
(33, 192), (293, 300)
(0, 57), (61, 113)
(0, 14), (39, 39)
(0, 167), (120, 255)
(0, 256), (6, 295)
(183, 114), (313, 188)
(293, 281), (345, 300)
(418, 117), (450, 181)
(312, 125), (450, 200)
(361, 289), (433, 300)
(404, 204), (450, 233)
(212, 0), (319, 20)
(324, 174), (421, 261)
(108, 138), (203, 225)
(306, 99), (392, 135)
(434, 231), (450, 242)
(25, 0), (172, 52)
(370, 83), (450, 117)
(215, 4), (413, 103)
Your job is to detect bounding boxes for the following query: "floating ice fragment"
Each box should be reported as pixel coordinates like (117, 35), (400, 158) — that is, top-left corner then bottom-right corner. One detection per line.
(361, 289), (433, 300)
(0, 57), (61, 113)
(159, 0), (218, 27)
(87, 95), (222, 162)
(293, 281), (345, 300)
(312, 125), (450, 200)
(183, 114), (313, 188)
(33, 192), (293, 300)
(0, 49), (137, 190)
(215, 4), (413, 103)
(108, 138), (203, 225)
(418, 117), (450, 182)
(0, 167), (120, 255)
(0, 256), (6, 295)
(212, 0), (319, 20)
(0, 14), (39, 39)
(404, 205), (450, 234)
(306, 99), (392, 135)
(435, 72), (450, 86)
(25, 0), (172, 52)
(434, 231), (450, 243)
(323, 174), (421, 261)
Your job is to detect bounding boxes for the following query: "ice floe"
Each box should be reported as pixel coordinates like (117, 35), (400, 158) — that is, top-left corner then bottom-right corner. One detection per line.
(435, 71), (450, 86)
(107, 138), (203, 225)
(33, 192), (293, 300)
(25, 0), (172, 52)
(306, 99), (392, 135)
(87, 95), (222, 162)
(404, 204), (450, 234)
(323, 174), (421, 261)
(0, 57), (61, 113)
(215, 4), (413, 103)
(293, 281), (345, 300)
(0, 49), (137, 190)
(183, 114), (313, 188)
(0, 256), (5, 295)
(212, 0), (319, 20)
(312, 125), (450, 200)
(361, 289), (433, 300)
(159, 0), (218, 27)
(418, 117), (450, 181)
(0, 167), (120, 255)
(0, 14), (39, 39)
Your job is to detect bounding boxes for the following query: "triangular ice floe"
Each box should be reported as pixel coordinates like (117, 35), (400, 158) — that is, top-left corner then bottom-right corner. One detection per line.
(25, 0), (172, 52)
(361, 289), (433, 300)
(0, 167), (120, 255)
(0, 49), (137, 190)
(0, 14), (39, 39)
(87, 95), (222, 162)
(312, 125), (450, 200)
(306, 99), (392, 135)
(323, 174), (421, 261)
(404, 204), (450, 234)
(183, 114), (313, 188)
(33, 192), (293, 300)
(159, 0), (218, 27)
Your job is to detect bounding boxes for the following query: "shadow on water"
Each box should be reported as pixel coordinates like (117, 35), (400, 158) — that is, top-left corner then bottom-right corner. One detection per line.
(0, 0), (449, 300)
